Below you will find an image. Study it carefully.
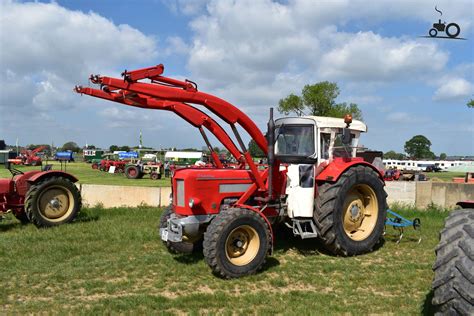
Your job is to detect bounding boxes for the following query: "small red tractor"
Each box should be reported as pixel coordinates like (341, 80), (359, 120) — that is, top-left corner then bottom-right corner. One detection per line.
(93, 154), (128, 173)
(0, 162), (82, 227)
(76, 64), (388, 278)
(383, 168), (401, 181)
(9, 145), (46, 166)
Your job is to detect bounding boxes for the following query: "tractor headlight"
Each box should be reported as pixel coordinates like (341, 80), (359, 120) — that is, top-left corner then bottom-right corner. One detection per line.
(188, 198), (200, 208)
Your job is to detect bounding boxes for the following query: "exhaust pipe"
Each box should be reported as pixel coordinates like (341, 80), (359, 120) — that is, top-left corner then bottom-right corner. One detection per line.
(267, 108), (275, 200)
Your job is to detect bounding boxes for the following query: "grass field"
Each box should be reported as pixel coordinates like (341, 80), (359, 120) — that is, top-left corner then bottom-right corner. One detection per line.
(1, 205), (447, 314)
(426, 172), (467, 182)
(0, 162), (171, 187)
(0, 162), (466, 188)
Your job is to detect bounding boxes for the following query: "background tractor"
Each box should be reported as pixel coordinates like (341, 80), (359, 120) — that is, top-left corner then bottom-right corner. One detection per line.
(76, 64), (388, 278)
(9, 145), (46, 166)
(0, 162), (82, 227)
(125, 161), (164, 180)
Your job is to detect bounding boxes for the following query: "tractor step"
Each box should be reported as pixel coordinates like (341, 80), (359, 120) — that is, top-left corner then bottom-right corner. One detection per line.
(291, 219), (318, 239)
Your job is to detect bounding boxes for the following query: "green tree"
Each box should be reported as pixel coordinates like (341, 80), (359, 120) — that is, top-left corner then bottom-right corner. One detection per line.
(384, 150), (405, 160)
(86, 145), (96, 149)
(278, 81), (362, 119)
(248, 139), (265, 158)
(439, 153), (447, 160)
(119, 146), (130, 152)
(404, 135), (435, 159)
(467, 99), (474, 108)
(109, 145), (119, 152)
(62, 141), (80, 153)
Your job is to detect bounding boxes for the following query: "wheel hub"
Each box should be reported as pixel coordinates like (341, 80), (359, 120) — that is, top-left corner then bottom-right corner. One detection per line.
(349, 203), (363, 222)
(342, 184), (379, 241)
(49, 198), (61, 210)
(225, 225), (260, 266)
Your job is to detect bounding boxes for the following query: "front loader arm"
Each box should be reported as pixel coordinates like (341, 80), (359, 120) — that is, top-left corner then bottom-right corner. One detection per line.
(77, 65), (268, 191)
(76, 87), (244, 166)
(97, 73), (268, 155)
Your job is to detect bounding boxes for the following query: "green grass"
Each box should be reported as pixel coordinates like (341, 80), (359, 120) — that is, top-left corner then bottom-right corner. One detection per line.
(0, 162), (171, 187)
(425, 171), (467, 182)
(0, 205), (448, 314)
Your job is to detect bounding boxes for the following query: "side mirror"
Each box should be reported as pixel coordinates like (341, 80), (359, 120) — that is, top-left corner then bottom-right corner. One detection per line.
(342, 128), (352, 145)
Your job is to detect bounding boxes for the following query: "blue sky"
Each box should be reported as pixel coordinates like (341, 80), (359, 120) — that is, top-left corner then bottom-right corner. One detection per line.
(0, 0), (473, 155)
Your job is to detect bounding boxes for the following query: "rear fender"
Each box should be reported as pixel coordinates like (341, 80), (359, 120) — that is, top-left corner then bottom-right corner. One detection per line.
(457, 201), (474, 209)
(26, 171), (79, 185)
(315, 158), (384, 184)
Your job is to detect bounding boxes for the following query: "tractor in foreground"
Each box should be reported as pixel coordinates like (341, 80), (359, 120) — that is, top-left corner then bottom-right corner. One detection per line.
(431, 201), (473, 315)
(75, 64), (388, 278)
(0, 163), (82, 227)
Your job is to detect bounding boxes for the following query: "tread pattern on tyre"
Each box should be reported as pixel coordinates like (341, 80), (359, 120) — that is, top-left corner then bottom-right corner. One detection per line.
(432, 209), (474, 315)
(159, 206), (196, 254)
(313, 165), (387, 256)
(25, 176), (82, 228)
(203, 208), (271, 279)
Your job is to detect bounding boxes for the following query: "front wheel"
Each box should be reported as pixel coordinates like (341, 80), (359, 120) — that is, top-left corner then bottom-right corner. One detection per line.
(25, 176), (82, 227)
(429, 28), (438, 37)
(314, 165), (387, 256)
(203, 208), (271, 278)
(150, 172), (161, 180)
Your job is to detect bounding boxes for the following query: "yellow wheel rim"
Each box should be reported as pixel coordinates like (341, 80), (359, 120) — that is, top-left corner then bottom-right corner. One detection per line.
(342, 184), (378, 241)
(37, 185), (75, 222)
(225, 225), (260, 266)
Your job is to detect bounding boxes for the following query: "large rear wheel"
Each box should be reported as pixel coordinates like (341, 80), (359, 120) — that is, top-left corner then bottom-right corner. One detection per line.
(314, 165), (387, 256)
(432, 209), (473, 315)
(203, 208), (271, 278)
(25, 176), (82, 227)
(125, 165), (141, 179)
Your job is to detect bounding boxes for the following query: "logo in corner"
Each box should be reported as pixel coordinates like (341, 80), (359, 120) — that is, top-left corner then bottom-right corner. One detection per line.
(421, 6), (466, 40)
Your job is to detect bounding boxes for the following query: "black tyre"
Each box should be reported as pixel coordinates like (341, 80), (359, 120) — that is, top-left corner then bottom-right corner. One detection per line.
(125, 165), (141, 179)
(432, 209), (473, 315)
(314, 165), (387, 256)
(150, 172), (160, 180)
(446, 23), (460, 38)
(429, 28), (438, 37)
(25, 176), (82, 228)
(159, 206), (198, 254)
(14, 211), (30, 224)
(203, 208), (271, 278)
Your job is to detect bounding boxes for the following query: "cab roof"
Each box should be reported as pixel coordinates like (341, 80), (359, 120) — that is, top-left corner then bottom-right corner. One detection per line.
(305, 116), (367, 132)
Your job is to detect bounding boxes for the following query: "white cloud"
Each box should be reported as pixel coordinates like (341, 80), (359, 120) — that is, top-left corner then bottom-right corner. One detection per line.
(183, 0), (461, 113)
(319, 32), (448, 81)
(164, 0), (209, 16)
(164, 36), (189, 56)
(0, 1), (159, 142)
(433, 78), (474, 101)
(1, 1), (157, 81)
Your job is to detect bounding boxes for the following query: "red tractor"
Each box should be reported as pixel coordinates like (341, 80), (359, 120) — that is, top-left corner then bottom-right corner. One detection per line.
(9, 145), (46, 166)
(0, 162), (82, 227)
(75, 64), (388, 278)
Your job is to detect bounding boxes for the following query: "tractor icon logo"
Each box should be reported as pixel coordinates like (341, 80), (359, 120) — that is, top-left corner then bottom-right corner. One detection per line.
(423, 6), (465, 40)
